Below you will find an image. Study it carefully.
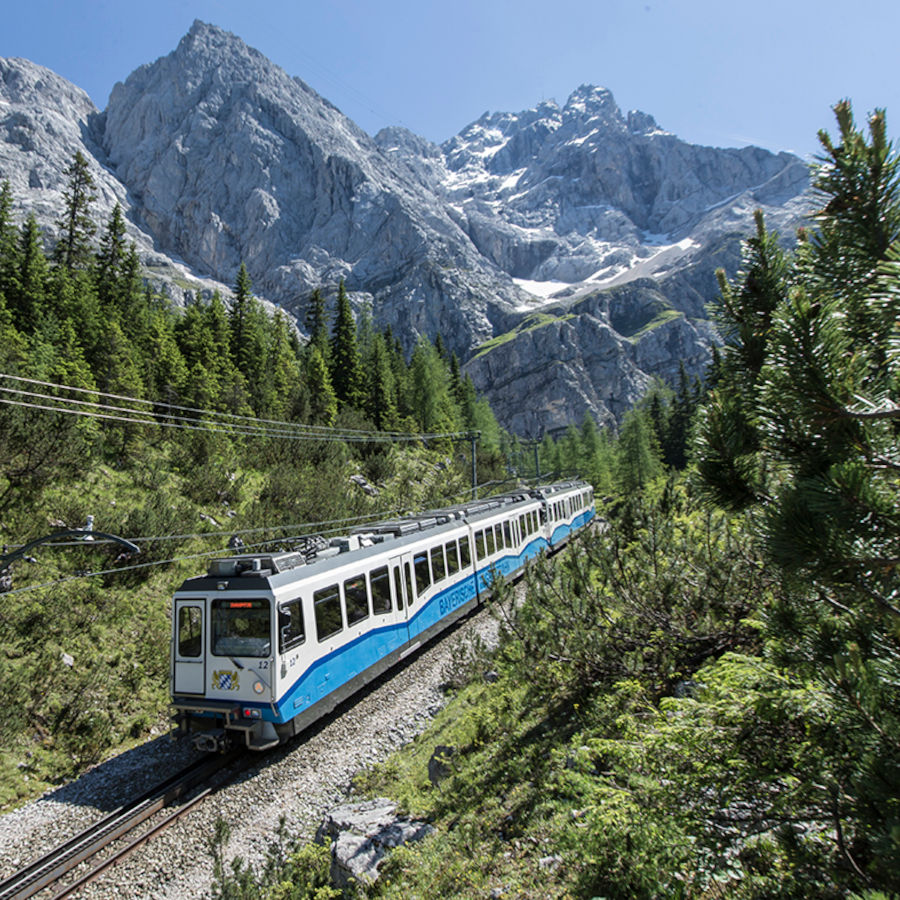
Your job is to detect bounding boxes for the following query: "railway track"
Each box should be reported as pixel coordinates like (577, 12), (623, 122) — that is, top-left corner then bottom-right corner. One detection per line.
(0, 751), (244, 900)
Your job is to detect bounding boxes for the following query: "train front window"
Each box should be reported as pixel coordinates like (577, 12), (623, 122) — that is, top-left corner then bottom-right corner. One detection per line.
(211, 598), (271, 658)
(177, 605), (202, 658)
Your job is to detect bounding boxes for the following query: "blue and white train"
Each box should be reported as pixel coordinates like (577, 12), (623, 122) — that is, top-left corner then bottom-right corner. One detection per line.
(171, 480), (595, 751)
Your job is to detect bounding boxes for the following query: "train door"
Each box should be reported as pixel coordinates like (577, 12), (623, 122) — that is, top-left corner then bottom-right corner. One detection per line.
(390, 553), (416, 619)
(173, 598), (206, 694)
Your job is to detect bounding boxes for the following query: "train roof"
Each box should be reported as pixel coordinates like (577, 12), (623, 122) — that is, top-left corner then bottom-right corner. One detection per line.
(175, 481), (592, 591)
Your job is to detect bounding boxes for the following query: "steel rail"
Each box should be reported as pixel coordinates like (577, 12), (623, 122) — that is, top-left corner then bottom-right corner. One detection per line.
(0, 751), (241, 900)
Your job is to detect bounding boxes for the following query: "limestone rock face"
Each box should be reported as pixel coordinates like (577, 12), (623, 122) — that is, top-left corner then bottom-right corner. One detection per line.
(435, 84), (809, 285)
(0, 56), (236, 305)
(465, 278), (719, 437)
(0, 57), (122, 237)
(99, 21), (524, 354)
(0, 25), (813, 434)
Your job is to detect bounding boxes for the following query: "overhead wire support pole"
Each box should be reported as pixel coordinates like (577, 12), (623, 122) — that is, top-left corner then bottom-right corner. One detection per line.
(469, 431), (481, 500)
(1, 529), (140, 576)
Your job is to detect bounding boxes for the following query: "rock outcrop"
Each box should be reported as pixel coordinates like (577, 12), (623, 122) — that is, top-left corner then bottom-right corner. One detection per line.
(316, 798), (433, 888)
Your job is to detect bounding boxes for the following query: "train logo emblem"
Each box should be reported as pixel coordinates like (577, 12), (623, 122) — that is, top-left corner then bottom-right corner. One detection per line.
(212, 670), (239, 691)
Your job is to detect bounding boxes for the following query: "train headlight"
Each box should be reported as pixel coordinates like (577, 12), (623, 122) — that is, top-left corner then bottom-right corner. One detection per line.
(253, 680), (265, 694)
(242, 708), (261, 718)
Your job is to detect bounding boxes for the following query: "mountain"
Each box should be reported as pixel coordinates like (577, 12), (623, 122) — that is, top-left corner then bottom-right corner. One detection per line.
(0, 22), (812, 436)
(378, 85), (810, 432)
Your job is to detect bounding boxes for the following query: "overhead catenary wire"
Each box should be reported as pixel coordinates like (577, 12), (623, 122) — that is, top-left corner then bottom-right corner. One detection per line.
(0, 479), (506, 598)
(0, 373), (473, 443)
(1, 510), (396, 550)
(0, 372), (415, 437)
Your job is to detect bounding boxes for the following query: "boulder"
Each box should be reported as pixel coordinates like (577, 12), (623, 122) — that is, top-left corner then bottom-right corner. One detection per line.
(316, 797), (433, 888)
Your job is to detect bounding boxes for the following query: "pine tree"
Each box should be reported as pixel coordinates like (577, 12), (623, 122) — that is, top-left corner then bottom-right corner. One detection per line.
(363, 333), (398, 430)
(95, 203), (128, 310)
(11, 215), (48, 332)
(539, 433), (560, 478)
(0, 180), (20, 303)
(664, 363), (697, 470)
(329, 280), (363, 409)
(304, 287), (329, 361)
(141, 307), (189, 404)
(408, 336), (460, 434)
(264, 310), (302, 419)
(693, 209), (790, 510)
(54, 151), (97, 271)
(693, 103), (900, 892)
(615, 408), (663, 493)
(306, 344), (338, 426)
(229, 262), (253, 357)
(228, 263), (268, 411)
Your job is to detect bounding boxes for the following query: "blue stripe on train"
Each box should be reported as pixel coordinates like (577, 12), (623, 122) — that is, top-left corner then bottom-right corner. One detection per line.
(267, 532), (558, 723)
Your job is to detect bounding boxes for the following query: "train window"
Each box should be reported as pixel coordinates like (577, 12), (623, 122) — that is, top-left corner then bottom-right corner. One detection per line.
(371, 566), (392, 615)
(314, 584), (343, 641)
(430, 545), (446, 583)
(445, 541), (459, 575)
(177, 606), (202, 658)
(459, 535), (471, 568)
(211, 597), (271, 658)
(485, 527), (496, 556)
(404, 561), (415, 607)
(278, 598), (305, 652)
(414, 551), (431, 595)
(503, 521), (512, 547)
(344, 575), (369, 626)
(392, 565), (405, 611)
(475, 529), (486, 560)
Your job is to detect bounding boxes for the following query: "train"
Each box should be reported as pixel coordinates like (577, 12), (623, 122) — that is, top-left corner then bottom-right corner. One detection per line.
(170, 480), (596, 752)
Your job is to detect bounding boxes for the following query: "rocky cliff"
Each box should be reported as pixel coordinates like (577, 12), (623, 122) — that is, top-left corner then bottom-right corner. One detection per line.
(0, 22), (812, 435)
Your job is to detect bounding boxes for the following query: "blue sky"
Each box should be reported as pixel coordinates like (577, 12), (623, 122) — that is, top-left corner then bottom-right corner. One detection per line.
(3, 0), (898, 159)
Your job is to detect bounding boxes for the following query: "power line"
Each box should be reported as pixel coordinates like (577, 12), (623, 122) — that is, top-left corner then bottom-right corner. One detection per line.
(1, 510), (396, 551)
(0, 372), (473, 443)
(0, 480), (502, 598)
(0, 373), (411, 437)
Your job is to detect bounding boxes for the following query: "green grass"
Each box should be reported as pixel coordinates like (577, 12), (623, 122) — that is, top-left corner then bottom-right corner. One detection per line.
(626, 307), (683, 341)
(471, 313), (575, 360)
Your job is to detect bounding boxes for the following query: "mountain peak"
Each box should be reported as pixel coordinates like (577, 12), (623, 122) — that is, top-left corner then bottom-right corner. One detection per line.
(563, 84), (624, 127)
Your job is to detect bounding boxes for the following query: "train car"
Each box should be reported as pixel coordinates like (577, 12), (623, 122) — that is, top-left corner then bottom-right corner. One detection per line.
(170, 481), (595, 751)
